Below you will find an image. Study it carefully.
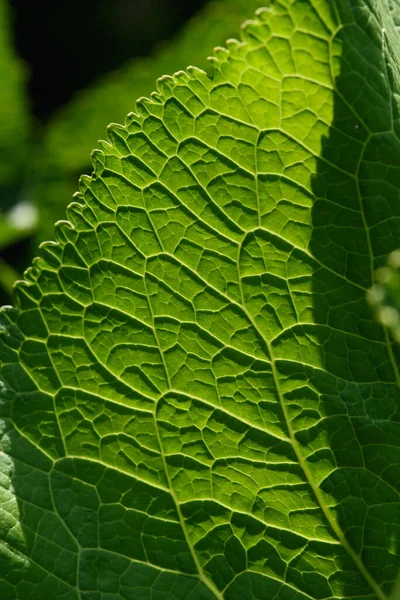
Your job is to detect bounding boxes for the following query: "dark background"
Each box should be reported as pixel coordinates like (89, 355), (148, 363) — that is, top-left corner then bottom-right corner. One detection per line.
(9, 0), (207, 122)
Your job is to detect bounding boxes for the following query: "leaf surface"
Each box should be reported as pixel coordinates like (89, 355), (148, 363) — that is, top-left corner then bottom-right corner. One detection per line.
(1, 1), (400, 599)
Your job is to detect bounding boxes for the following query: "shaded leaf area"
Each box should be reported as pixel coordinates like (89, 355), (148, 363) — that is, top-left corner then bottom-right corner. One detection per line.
(1, 1), (400, 599)
(34, 0), (265, 242)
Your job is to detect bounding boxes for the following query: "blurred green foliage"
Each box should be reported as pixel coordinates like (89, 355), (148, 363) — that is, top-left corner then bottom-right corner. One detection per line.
(369, 251), (400, 342)
(0, 0), (29, 193)
(0, 0), (35, 300)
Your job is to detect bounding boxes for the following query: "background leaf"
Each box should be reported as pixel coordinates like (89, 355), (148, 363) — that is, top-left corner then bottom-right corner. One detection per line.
(1, 1), (400, 599)
(0, 0), (36, 304)
(0, 0), (30, 199)
(369, 250), (400, 342)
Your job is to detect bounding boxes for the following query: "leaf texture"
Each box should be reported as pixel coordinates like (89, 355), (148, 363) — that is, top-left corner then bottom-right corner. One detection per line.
(1, 1), (400, 599)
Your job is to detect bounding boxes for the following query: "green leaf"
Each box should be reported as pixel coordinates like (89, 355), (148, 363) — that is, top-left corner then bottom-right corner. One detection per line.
(34, 0), (265, 242)
(0, 0), (30, 195)
(1, 1), (400, 599)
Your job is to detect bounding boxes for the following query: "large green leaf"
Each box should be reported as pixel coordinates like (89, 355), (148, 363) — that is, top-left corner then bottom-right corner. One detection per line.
(34, 0), (266, 242)
(1, 1), (400, 599)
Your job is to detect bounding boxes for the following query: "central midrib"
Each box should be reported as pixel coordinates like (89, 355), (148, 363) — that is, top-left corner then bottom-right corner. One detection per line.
(143, 255), (224, 600)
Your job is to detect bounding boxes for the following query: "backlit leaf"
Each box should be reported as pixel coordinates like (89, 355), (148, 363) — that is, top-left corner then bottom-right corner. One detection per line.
(1, 1), (400, 599)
